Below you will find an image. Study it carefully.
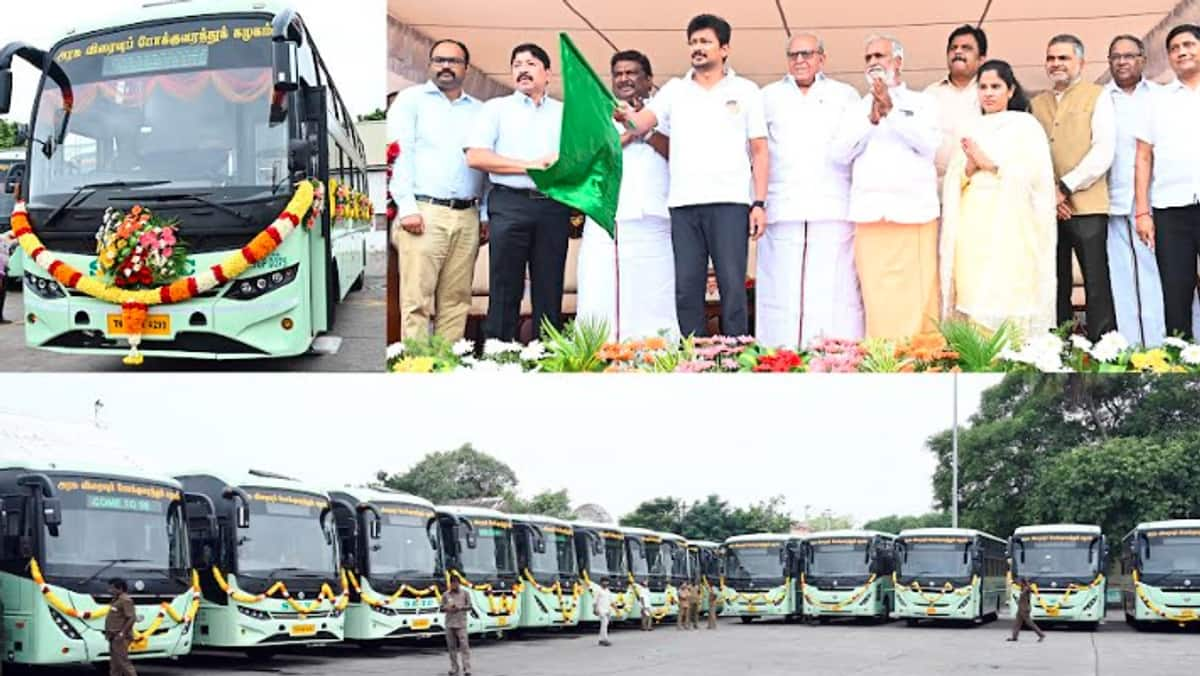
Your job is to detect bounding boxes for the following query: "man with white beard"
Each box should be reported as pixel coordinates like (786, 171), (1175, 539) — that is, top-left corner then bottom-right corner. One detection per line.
(831, 35), (942, 340)
(756, 33), (864, 348)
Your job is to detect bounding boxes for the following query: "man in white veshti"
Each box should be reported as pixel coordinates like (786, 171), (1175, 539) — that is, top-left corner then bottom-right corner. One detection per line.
(576, 50), (679, 342)
(756, 33), (864, 348)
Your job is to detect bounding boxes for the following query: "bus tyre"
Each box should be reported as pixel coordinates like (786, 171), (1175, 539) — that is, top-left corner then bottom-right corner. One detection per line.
(905, 618), (919, 627)
(740, 616), (754, 624)
(246, 648), (276, 661)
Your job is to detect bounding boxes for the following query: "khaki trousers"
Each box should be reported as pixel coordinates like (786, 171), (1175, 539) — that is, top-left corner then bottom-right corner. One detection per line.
(393, 201), (480, 342)
(854, 219), (941, 340)
(445, 626), (471, 674)
(108, 635), (137, 676)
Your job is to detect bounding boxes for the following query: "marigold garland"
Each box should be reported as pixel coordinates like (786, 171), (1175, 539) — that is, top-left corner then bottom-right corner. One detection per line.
(446, 569), (522, 617)
(12, 180), (318, 365)
(30, 559), (201, 643)
(893, 572), (979, 610)
(1131, 570), (1200, 624)
(801, 573), (878, 612)
(345, 569), (442, 607)
(522, 568), (582, 623)
(212, 566), (349, 615)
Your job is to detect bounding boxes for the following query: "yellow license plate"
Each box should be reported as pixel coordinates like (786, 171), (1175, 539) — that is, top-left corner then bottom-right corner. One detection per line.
(411, 618), (431, 630)
(107, 314), (171, 336)
(1180, 609), (1197, 619)
(925, 607), (938, 616)
(496, 617), (508, 626)
(289, 623), (317, 637)
(129, 638), (149, 652)
(1046, 607), (1060, 617)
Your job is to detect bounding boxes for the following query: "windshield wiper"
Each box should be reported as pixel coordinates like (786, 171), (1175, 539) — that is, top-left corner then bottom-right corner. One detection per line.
(39, 180), (173, 232)
(109, 191), (254, 227)
(77, 558), (153, 587)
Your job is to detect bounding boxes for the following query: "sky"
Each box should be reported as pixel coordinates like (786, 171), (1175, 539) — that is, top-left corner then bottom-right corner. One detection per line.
(0, 0), (385, 123)
(0, 373), (1004, 527)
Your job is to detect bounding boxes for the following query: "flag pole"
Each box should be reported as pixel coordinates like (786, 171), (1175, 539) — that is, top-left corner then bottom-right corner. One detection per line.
(614, 219), (622, 344)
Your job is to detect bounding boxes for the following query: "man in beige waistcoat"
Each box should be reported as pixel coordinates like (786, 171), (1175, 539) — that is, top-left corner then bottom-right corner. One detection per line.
(1029, 34), (1117, 340)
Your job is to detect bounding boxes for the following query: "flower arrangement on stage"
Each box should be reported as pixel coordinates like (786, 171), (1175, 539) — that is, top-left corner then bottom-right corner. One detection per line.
(388, 317), (1200, 374)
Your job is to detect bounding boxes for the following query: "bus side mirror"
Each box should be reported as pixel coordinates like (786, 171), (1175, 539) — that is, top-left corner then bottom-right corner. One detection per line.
(272, 40), (298, 94)
(42, 497), (62, 527)
(0, 69), (12, 116)
(235, 502), (250, 529)
(369, 517), (381, 540)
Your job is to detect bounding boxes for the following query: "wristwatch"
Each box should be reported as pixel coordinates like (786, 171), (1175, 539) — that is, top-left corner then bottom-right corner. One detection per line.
(751, 200), (766, 210)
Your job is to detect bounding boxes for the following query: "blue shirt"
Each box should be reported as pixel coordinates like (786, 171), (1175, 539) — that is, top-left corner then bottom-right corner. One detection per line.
(467, 92), (563, 190)
(387, 81), (485, 219)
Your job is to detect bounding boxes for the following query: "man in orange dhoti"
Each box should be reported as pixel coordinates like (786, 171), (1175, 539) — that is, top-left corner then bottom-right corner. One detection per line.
(831, 35), (943, 340)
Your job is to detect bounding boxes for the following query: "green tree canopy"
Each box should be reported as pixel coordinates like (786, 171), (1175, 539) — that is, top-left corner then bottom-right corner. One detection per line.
(357, 108), (387, 122)
(504, 489), (574, 519)
(621, 494), (793, 542)
(376, 443), (518, 504)
(862, 512), (951, 534)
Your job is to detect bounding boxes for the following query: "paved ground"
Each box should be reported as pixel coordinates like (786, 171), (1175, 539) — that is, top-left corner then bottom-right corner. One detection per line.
(11, 609), (1198, 676)
(0, 247), (385, 372)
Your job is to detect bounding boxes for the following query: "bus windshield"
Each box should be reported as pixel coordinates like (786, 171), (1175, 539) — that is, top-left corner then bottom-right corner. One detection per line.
(238, 489), (338, 577)
(529, 529), (575, 578)
(1143, 532), (1200, 576)
(372, 509), (437, 579)
(458, 520), (514, 579)
(41, 477), (188, 579)
(627, 539), (649, 576)
(33, 18), (285, 204)
(725, 543), (785, 580)
(1014, 535), (1098, 578)
(588, 535), (625, 578)
(667, 543), (688, 578)
(898, 540), (971, 579)
(646, 541), (667, 576)
(808, 540), (870, 577)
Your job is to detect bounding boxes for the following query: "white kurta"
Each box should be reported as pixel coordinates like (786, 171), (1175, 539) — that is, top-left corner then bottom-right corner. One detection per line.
(756, 74), (864, 348)
(575, 119), (678, 342)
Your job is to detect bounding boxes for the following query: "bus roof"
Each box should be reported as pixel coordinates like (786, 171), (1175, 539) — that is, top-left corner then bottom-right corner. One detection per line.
(688, 540), (721, 549)
(571, 519), (622, 532)
(1133, 519), (1200, 532)
(657, 531), (686, 543)
(898, 527), (1005, 544)
(1013, 524), (1101, 537)
(175, 469), (330, 498)
(59, 0), (293, 42)
(508, 514), (573, 528)
(724, 533), (793, 545)
(330, 486), (434, 510)
(804, 529), (896, 540)
(437, 504), (510, 520)
(620, 526), (661, 538)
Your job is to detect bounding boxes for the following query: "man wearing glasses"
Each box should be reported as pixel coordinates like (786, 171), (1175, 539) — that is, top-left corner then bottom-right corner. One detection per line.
(755, 34), (863, 349)
(389, 39), (487, 342)
(1104, 35), (1166, 346)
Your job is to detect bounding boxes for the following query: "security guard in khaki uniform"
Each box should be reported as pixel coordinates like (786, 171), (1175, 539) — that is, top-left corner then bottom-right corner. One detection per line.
(676, 583), (691, 630)
(706, 583), (720, 629)
(1007, 577), (1046, 642)
(688, 581), (701, 629)
(105, 578), (137, 676)
(440, 576), (473, 675)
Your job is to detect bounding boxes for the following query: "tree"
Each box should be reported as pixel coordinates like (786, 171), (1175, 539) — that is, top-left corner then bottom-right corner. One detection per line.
(862, 512), (951, 534)
(621, 494), (794, 542)
(621, 497), (687, 534)
(927, 374), (1200, 544)
(356, 108), (387, 122)
(504, 489), (573, 519)
(376, 443), (518, 504)
(0, 121), (23, 149)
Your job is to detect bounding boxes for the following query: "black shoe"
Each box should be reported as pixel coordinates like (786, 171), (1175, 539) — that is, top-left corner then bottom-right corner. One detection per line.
(1037, 635), (1045, 642)
(1005, 638), (1017, 642)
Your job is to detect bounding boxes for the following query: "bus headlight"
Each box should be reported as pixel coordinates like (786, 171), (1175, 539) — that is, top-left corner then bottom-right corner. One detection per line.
(236, 605), (271, 621)
(223, 264), (299, 301)
(48, 609), (82, 639)
(1082, 597), (1098, 612)
(956, 596), (971, 609)
(24, 272), (66, 299)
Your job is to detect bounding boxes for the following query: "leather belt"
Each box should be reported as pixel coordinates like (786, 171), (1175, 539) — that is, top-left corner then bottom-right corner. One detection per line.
(415, 194), (478, 210)
(492, 184), (550, 200)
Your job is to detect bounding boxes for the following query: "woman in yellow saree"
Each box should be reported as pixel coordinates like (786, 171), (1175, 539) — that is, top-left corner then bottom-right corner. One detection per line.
(940, 60), (1057, 338)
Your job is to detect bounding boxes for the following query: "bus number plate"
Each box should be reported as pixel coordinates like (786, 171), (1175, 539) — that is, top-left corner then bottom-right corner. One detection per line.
(107, 314), (171, 336)
(289, 623), (317, 637)
(925, 607), (937, 616)
(129, 638), (149, 652)
(411, 618), (431, 630)
(496, 617), (508, 626)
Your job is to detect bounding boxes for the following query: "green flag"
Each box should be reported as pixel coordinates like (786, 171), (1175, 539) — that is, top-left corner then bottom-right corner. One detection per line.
(528, 33), (622, 236)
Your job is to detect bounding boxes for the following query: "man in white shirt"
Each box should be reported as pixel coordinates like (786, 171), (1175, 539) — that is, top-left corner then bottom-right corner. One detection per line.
(1105, 35), (1166, 347)
(1134, 24), (1200, 341)
(389, 39), (486, 342)
(575, 50), (678, 342)
(925, 25), (987, 184)
(1030, 34), (1117, 341)
(756, 33), (863, 349)
(616, 14), (769, 338)
(593, 579), (613, 646)
(830, 35), (942, 340)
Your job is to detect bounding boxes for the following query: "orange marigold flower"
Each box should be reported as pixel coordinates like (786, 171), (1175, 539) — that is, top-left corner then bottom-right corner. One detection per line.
(644, 336), (668, 351)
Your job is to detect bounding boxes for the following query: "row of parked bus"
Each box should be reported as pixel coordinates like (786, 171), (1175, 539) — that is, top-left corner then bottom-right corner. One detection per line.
(3, 461), (1198, 668)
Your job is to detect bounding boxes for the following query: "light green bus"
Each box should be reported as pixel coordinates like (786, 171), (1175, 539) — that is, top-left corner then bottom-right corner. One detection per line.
(510, 514), (581, 630)
(1121, 519), (1200, 628)
(0, 457), (197, 666)
(175, 470), (345, 652)
(329, 488), (443, 644)
(893, 528), (1006, 625)
(0, 0), (369, 360)
(800, 530), (896, 622)
(721, 534), (800, 622)
(1008, 524), (1106, 628)
(688, 540), (723, 616)
(622, 526), (679, 624)
(435, 506), (520, 634)
(572, 521), (633, 623)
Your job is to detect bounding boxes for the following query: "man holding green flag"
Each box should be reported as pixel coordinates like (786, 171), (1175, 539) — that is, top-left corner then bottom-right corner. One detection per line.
(466, 43), (569, 342)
